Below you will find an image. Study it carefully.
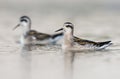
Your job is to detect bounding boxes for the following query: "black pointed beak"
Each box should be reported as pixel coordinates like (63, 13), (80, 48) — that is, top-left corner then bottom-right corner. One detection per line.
(13, 24), (20, 30)
(55, 28), (63, 32)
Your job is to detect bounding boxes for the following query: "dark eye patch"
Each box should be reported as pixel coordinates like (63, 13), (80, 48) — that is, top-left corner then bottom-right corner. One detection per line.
(66, 25), (73, 29)
(20, 19), (28, 22)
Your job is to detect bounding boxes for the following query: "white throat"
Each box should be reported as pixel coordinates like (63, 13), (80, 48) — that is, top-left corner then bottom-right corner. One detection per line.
(21, 22), (30, 36)
(63, 31), (73, 49)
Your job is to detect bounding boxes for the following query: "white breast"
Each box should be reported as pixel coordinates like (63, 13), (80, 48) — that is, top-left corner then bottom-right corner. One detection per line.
(20, 35), (25, 47)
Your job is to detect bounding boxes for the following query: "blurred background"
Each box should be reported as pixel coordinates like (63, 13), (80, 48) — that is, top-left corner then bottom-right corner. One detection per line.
(1, 0), (120, 42)
(0, 0), (120, 79)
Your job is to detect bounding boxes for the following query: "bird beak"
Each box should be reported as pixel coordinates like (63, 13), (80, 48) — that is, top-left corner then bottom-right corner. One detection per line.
(13, 24), (20, 30)
(55, 28), (63, 32)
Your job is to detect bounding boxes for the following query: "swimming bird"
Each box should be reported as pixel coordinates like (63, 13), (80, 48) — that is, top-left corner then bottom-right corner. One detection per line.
(13, 16), (63, 47)
(55, 22), (112, 50)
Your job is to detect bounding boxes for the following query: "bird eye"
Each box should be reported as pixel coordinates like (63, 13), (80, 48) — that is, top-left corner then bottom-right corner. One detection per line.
(21, 19), (27, 22)
(65, 25), (73, 29)
(66, 25), (71, 28)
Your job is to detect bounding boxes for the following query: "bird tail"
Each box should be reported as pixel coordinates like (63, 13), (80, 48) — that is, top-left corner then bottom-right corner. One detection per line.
(96, 41), (112, 50)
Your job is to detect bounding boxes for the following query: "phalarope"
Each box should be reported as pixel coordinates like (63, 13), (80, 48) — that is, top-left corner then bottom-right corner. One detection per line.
(13, 16), (63, 46)
(55, 22), (112, 50)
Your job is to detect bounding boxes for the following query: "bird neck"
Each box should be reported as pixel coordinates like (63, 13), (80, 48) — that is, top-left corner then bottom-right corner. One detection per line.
(63, 31), (74, 49)
(23, 23), (31, 36)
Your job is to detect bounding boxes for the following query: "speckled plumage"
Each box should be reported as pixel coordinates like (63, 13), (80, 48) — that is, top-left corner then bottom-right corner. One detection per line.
(56, 22), (112, 50)
(73, 36), (112, 49)
(14, 16), (63, 45)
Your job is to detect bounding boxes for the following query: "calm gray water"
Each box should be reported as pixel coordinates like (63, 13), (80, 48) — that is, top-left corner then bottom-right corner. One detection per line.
(0, 0), (120, 79)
